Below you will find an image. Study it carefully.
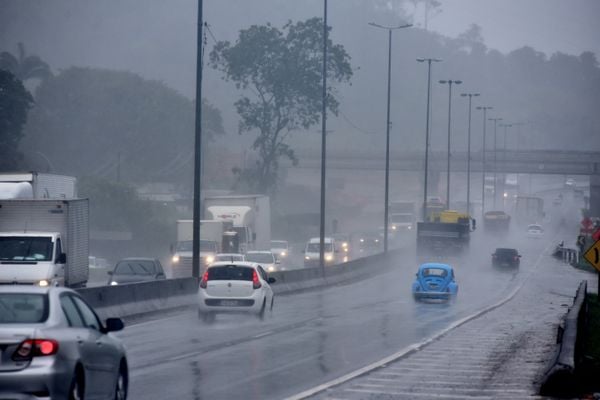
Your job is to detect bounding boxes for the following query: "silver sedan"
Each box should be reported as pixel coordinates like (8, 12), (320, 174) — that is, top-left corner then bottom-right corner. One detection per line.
(0, 286), (128, 399)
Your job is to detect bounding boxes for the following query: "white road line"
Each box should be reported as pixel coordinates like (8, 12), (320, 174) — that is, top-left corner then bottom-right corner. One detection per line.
(283, 241), (553, 400)
(252, 331), (274, 339)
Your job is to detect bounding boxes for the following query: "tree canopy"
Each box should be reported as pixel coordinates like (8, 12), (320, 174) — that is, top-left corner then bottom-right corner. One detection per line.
(210, 17), (353, 194)
(21, 67), (224, 183)
(0, 42), (52, 82)
(0, 69), (34, 170)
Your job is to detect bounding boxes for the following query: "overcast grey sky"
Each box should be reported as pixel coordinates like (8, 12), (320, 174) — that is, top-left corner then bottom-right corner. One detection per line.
(428, 0), (600, 57)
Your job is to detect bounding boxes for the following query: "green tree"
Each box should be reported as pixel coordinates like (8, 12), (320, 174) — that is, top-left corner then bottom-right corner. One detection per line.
(210, 18), (353, 194)
(0, 42), (52, 82)
(0, 69), (34, 170)
(22, 67), (224, 183)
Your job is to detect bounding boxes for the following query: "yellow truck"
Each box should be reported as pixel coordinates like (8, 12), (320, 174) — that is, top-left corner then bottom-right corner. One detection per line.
(417, 210), (476, 256)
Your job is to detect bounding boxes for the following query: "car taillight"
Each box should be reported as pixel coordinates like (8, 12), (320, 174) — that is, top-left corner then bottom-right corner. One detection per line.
(12, 339), (59, 361)
(200, 270), (209, 289)
(252, 270), (261, 289)
(514, 256), (519, 261)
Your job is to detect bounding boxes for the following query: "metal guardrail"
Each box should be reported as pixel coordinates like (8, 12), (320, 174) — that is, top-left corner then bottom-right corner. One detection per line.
(540, 280), (588, 397)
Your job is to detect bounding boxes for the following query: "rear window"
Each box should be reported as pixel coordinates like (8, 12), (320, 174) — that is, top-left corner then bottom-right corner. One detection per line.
(0, 293), (48, 323)
(422, 268), (448, 277)
(496, 248), (517, 255)
(207, 265), (254, 281)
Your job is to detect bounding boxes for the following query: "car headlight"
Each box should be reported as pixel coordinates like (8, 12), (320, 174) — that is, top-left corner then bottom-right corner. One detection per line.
(37, 279), (49, 287)
(305, 256), (310, 260)
(342, 242), (348, 248)
(205, 255), (215, 264)
(280, 251), (287, 257)
(392, 226), (397, 230)
(325, 254), (333, 261)
(171, 255), (180, 263)
(110, 281), (118, 286)
(343, 256), (349, 262)
(408, 225), (412, 230)
(268, 266), (275, 272)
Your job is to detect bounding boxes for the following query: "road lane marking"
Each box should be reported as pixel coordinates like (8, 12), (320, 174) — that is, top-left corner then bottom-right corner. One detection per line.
(284, 241), (554, 400)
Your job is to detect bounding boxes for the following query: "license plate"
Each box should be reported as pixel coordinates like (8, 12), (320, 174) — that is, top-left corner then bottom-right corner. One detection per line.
(221, 300), (239, 306)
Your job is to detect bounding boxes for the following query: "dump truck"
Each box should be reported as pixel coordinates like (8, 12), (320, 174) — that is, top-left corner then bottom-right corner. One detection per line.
(416, 210), (476, 256)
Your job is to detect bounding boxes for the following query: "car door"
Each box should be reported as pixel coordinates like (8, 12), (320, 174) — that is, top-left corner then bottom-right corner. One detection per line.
(257, 266), (273, 304)
(70, 295), (120, 399)
(60, 294), (107, 398)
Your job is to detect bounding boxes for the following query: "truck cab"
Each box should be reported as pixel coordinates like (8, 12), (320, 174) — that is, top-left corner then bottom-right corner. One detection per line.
(0, 232), (67, 287)
(304, 237), (337, 267)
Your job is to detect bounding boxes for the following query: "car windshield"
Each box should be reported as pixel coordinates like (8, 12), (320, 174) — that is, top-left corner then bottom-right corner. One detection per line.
(176, 240), (217, 252)
(391, 214), (412, 223)
(422, 268), (448, 277)
(0, 237), (53, 261)
(528, 225), (542, 231)
(0, 293), (48, 323)
(245, 253), (274, 263)
(306, 243), (333, 252)
(270, 241), (287, 249)
(207, 265), (254, 281)
(114, 260), (157, 275)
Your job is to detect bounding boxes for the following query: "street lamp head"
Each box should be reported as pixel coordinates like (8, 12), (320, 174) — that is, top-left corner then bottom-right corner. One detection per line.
(416, 58), (442, 63)
(460, 93), (467, 97)
(454, 80), (463, 85)
(476, 106), (492, 110)
(473, 93), (480, 97)
(369, 21), (412, 30)
(439, 80), (448, 84)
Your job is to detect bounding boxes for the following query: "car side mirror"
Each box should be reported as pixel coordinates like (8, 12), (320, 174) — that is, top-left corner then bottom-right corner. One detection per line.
(57, 253), (67, 264)
(169, 244), (174, 254)
(518, 255), (522, 257)
(156, 272), (165, 278)
(335, 249), (340, 253)
(107, 270), (113, 275)
(301, 250), (305, 254)
(267, 277), (276, 284)
(104, 317), (124, 333)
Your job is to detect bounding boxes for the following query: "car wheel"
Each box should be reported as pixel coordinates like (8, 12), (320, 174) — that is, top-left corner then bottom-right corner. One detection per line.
(114, 361), (128, 400)
(257, 299), (266, 320)
(68, 366), (84, 400)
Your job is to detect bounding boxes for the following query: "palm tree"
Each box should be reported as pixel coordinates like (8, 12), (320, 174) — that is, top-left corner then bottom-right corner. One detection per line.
(0, 42), (52, 82)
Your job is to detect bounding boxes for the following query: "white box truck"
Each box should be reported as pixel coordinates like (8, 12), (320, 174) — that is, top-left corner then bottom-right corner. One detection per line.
(0, 199), (89, 287)
(204, 195), (271, 252)
(0, 172), (77, 199)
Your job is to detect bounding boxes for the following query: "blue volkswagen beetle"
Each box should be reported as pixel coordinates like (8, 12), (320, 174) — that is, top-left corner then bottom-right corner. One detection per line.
(412, 263), (458, 301)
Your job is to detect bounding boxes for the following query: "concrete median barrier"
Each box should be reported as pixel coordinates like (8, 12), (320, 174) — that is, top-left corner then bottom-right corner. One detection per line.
(540, 280), (587, 397)
(77, 248), (402, 319)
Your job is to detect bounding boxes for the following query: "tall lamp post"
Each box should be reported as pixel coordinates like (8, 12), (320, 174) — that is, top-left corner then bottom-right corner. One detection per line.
(417, 58), (442, 220)
(476, 106), (492, 214)
(488, 117), (503, 209)
(369, 21), (412, 253)
(439, 79), (462, 209)
(192, 0), (204, 278)
(319, 0), (328, 271)
(460, 92), (480, 214)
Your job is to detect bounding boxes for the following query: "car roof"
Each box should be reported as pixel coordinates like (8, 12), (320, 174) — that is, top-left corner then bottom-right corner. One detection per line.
(207, 261), (258, 268)
(495, 248), (518, 252)
(245, 250), (274, 254)
(216, 253), (244, 257)
(117, 257), (157, 262)
(418, 263), (452, 271)
(0, 286), (73, 295)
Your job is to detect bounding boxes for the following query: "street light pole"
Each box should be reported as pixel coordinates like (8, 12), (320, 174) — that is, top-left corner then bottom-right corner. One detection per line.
(319, 0), (328, 272)
(417, 58), (442, 220)
(439, 79), (462, 209)
(476, 106), (492, 215)
(192, 0), (204, 279)
(369, 21), (412, 253)
(460, 92), (480, 214)
(488, 117), (502, 209)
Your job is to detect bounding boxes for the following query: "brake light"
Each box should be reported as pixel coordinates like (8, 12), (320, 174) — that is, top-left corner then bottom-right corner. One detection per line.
(252, 270), (261, 289)
(200, 270), (209, 289)
(13, 339), (59, 360)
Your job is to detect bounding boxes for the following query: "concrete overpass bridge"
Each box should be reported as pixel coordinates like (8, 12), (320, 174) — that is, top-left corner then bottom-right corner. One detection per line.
(290, 149), (600, 176)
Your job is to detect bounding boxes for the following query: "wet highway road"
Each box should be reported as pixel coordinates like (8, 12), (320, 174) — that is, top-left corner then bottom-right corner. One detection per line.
(115, 229), (553, 400)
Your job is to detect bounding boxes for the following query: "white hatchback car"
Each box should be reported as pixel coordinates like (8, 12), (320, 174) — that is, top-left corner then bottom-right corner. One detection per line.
(527, 224), (544, 238)
(197, 262), (275, 323)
